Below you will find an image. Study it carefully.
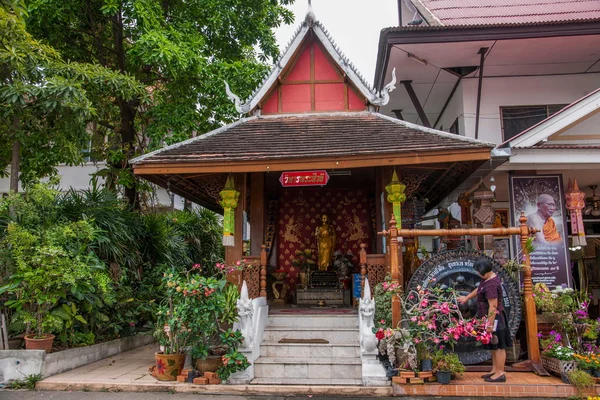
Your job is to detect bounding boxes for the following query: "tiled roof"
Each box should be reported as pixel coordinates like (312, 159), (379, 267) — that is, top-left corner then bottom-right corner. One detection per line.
(411, 0), (600, 26)
(132, 112), (494, 165)
(532, 144), (600, 149)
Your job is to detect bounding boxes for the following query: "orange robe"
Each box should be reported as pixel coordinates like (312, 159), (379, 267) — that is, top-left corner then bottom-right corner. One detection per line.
(543, 218), (562, 242)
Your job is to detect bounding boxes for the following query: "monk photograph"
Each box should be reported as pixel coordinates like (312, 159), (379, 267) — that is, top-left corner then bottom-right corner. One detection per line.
(509, 175), (571, 289)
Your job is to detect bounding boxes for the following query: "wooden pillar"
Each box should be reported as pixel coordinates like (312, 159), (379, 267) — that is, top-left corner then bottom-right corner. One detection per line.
(390, 215), (402, 329)
(250, 173), (265, 256)
(260, 244), (267, 298)
(360, 243), (367, 296)
(520, 212), (541, 364)
(226, 173), (246, 288)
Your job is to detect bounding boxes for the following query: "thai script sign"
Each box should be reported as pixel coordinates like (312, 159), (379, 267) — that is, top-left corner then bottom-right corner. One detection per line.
(509, 175), (571, 289)
(279, 170), (329, 187)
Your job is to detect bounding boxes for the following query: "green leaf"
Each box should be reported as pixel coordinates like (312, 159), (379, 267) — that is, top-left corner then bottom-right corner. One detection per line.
(167, 359), (176, 366)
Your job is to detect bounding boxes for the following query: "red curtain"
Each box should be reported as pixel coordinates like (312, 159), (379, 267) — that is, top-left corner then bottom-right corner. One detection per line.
(277, 188), (374, 294)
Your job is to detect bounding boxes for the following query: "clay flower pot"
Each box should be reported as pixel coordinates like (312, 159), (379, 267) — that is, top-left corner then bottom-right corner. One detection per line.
(196, 356), (224, 373)
(154, 352), (186, 381)
(24, 334), (55, 353)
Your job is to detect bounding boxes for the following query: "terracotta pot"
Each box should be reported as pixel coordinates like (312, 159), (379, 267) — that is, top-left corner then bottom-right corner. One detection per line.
(196, 355), (223, 373)
(24, 334), (55, 353)
(154, 352), (186, 381)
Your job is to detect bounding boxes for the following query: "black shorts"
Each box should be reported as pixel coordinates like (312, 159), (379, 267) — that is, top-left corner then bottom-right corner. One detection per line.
(484, 311), (513, 350)
(484, 327), (513, 350)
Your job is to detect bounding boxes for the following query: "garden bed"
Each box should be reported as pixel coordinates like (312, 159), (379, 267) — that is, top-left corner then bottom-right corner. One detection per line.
(0, 334), (153, 383)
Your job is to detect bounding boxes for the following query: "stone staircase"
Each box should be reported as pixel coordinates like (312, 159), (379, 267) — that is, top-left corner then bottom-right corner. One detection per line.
(251, 312), (362, 385)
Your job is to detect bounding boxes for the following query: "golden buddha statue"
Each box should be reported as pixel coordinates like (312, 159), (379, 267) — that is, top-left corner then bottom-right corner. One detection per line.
(315, 214), (336, 271)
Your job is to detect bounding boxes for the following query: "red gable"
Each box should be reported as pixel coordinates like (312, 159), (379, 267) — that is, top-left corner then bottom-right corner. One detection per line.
(261, 38), (367, 114)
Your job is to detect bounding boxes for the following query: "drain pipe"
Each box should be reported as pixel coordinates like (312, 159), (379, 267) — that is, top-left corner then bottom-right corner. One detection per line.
(474, 47), (488, 140)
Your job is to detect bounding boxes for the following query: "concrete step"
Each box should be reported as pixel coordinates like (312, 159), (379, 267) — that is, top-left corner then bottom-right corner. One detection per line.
(250, 377), (363, 386)
(267, 314), (358, 328)
(260, 341), (360, 358)
(262, 327), (359, 343)
(254, 357), (362, 380)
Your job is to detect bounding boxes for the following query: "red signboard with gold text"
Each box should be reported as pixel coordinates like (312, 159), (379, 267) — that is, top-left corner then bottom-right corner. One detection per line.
(279, 170), (330, 187)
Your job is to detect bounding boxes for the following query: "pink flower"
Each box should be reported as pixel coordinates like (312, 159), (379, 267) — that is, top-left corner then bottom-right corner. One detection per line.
(380, 319), (386, 324)
(411, 316), (418, 322)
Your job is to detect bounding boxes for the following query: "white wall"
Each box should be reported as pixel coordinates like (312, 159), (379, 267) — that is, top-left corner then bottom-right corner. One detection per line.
(456, 73), (600, 143)
(0, 163), (182, 210)
(437, 80), (465, 134)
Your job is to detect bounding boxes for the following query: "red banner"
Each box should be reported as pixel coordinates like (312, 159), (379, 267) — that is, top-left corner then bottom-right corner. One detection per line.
(279, 170), (329, 187)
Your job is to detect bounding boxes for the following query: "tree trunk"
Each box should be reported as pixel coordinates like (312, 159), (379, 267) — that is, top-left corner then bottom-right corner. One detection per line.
(119, 99), (139, 209)
(112, 8), (139, 209)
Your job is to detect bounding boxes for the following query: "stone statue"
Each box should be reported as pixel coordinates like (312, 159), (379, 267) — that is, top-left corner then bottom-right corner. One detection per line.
(359, 278), (377, 353)
(315, 214), (336, 271)
(236, 281), (254, 349)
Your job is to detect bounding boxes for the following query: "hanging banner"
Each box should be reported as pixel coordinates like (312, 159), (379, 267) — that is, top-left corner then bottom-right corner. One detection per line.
(279, 170), (329, 187)
(509, 175), (571, 289)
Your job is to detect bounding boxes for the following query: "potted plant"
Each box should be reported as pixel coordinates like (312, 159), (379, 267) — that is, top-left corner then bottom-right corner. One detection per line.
(292, 249), (316, 287)
(573, 353), (594, 375)
(154, 267), (206, 381)
(0, 198), (106, 353)
(432, 351), (465, 384)
(190, 261), (250, 378)
(566, 370), (595, 397)
(582, 319), (598, 344)
(540, 331), (576, 375)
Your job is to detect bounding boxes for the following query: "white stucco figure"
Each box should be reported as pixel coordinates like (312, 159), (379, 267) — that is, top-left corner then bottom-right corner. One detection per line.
(236, 281), (254, 348)
(359, 278), (377, 353)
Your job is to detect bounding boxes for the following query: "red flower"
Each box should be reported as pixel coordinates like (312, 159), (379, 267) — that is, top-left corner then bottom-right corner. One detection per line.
(156, 359), (166, 375)
(375, 328), (385, 340)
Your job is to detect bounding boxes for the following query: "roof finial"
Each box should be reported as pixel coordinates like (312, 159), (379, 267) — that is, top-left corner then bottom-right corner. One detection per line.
(305, 0), (316, 26)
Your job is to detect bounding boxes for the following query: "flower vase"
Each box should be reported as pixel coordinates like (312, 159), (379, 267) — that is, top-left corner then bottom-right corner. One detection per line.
(437, 371), (451, 384)
(421, 359), (433, 372)
(154, 352), (186, 381)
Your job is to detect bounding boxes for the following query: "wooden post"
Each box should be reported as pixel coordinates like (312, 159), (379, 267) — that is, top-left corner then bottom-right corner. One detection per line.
(389, 215), (402, 329)
(520, 212), (541, 365)
(1, 314), (8, 350)
(260, 244), (267, 298)
(360, 243), (367, 296)
(225, 173), (246, 288)
(249, 173), (265, 256)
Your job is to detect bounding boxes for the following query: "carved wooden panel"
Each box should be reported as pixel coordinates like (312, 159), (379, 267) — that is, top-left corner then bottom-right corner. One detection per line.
(367, 264), (386, 288)
(242, 263), (260, 299)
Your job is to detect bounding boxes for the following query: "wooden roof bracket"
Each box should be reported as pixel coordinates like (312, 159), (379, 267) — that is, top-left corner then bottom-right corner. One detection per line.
(401, 80), (431, 127)
(474, 47), (489, 139)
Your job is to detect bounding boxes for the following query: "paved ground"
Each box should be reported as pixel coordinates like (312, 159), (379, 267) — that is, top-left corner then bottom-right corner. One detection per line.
(0, 393), (551, 400)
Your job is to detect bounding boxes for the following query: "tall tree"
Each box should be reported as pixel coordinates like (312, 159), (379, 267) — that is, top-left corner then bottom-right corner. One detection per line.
(25, 0), (294, 207)
(0, 0), (142, 192)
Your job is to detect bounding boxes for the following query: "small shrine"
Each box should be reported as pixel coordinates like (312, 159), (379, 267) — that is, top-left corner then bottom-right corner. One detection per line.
(132, 7), (496, 306)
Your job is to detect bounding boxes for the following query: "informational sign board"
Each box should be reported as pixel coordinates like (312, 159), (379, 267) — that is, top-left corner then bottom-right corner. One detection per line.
(279, 170), (329, 187)
(509, 174), (571, 289)
(352, 273), (363, 299)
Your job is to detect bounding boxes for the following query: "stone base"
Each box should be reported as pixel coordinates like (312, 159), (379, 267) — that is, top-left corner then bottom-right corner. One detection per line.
(296, 289), (344, 306)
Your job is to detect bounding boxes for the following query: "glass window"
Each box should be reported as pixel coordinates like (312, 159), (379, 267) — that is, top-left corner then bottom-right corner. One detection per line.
(501, 105), (567, 142)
